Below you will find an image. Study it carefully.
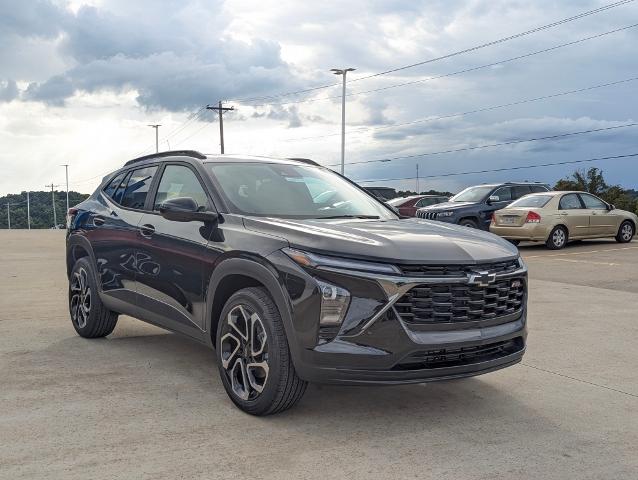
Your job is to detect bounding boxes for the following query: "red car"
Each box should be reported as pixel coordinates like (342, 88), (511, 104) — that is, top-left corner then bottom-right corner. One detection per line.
(387, 195), (449, 217)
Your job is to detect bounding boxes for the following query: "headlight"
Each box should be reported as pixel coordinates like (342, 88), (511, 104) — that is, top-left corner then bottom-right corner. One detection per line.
(437, 211), (454, 217)
(282, 247), (401, 275)
(316, 279), (350, 326)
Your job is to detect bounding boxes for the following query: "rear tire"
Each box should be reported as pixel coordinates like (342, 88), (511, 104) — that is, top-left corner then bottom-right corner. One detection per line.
(216, 287), (307, 416)
(459, 218), (478, 229)
(616, 221), (635, 243)
(69, 257), (118, 338)
(546, 226), (568, 250)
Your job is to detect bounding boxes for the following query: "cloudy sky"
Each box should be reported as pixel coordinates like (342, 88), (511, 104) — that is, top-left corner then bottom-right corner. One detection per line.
(1, 0), (637, 196)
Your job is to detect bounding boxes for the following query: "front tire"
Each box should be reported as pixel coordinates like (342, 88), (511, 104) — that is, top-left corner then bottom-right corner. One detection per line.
(216, 287), (307, 416)
(69, 257), (118, 338)
(459, 218), (478, 228)
(616, 221), (635, 243)
(546, 226), (568, 250)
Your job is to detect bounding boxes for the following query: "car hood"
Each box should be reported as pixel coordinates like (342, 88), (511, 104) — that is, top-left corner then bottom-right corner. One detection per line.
(417, 201), (477, 211)
(243, 217), (518, 264)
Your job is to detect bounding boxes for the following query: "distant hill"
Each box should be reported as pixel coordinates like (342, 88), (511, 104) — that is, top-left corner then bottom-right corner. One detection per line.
(0, 191), (90, 229)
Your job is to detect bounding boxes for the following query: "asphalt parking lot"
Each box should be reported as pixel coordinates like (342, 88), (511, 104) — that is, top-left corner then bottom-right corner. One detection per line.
(1, 231), (637, 480)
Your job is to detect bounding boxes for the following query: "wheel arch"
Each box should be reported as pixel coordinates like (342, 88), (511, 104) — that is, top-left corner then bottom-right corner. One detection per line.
(66, 235), (97, 279)
(458, 215), (480, 225)
(205, 257), (297, 359)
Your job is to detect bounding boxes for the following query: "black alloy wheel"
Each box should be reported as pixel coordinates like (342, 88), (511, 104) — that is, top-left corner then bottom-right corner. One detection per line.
(216, 287), (307, 415)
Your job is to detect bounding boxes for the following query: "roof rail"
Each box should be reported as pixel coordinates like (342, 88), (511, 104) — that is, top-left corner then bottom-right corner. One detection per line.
(287, 157), (320, 167)
(124, 150), (207, 166)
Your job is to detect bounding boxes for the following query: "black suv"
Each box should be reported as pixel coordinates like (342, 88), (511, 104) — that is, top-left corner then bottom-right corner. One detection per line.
(66, 151), (528, 415)
(416, 182), (550, 229)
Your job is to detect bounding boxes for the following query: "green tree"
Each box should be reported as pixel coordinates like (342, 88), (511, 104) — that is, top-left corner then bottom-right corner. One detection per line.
(0, 190), (90, 229)
(554, 167), (638, 214)
(554, 167), (607, 194)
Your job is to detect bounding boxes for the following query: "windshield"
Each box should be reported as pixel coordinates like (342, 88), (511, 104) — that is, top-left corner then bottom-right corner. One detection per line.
(508, 194), (553, 208)
(450, 185), (495, 203)
(205, 162), (397, 219)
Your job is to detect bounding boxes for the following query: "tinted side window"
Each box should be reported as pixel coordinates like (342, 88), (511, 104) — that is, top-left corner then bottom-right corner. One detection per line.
(492, 187), (512, 202)
(103, 173), (125, 200)
(580, 194), (607, 209)
(559, 193), (583, 210)
(120, 166), (158, 210)
(512, 185), (531, 199)
(530, 185), (548, 193)
(153, 165), (209, 211)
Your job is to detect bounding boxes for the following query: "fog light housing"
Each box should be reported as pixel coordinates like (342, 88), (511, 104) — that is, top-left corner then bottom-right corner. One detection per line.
(316, 279), (350, 326)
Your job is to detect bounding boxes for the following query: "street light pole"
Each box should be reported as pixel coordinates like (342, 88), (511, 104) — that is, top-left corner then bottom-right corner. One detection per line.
(6, 203), (10, 230)
(416, 164), (420, 194)
(148, 124), (161, 153)
(61, 164), (69, 214)
(330, 68), (355, 176)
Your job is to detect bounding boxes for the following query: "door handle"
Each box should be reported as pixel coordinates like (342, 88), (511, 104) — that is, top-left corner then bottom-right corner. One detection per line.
(93, 215), (105, 226)
(139, 224), (155, 238)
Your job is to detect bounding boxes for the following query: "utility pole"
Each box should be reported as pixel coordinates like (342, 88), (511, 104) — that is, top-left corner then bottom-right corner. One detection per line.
(148, 124), (161, 152)
(5, 203), (10, 229)
(416, 164), (420, 194)
(45, 183), (60, 228)
(330, 68), (356, 175)
(26, 191), (30, 230)
(206, 101), (234, 154)
(61, 164), (69, 214)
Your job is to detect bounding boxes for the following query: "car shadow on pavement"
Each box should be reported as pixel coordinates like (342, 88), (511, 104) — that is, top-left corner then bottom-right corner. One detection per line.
(31, 328), (543, 431)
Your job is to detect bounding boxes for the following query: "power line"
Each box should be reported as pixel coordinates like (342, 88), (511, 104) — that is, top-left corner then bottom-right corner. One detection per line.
(354, 152), (638, 184)
(246, 23), (638, 108)
(228, 0), (635, 104)
(350, 0), (637, 83)
(327, 123), (638, 167)
(131, 106), (207, 157)
(281, 75), (638, 142)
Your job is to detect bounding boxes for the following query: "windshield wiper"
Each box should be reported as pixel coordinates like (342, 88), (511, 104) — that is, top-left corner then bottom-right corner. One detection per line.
(315, 214), (380, 219)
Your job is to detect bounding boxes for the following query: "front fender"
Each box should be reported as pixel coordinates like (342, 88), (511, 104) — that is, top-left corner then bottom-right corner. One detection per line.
(204, 256), (303, 368)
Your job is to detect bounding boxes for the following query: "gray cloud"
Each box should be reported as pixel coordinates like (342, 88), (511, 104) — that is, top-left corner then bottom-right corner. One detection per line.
(12, 0), (304, 111)
(0, 79), (19, 102)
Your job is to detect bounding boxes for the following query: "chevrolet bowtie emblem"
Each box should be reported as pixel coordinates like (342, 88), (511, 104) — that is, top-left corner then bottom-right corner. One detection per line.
(468, 270), (496, 287)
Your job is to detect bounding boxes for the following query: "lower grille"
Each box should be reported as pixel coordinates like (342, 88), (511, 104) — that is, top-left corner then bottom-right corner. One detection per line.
(393, 337), (523, 370)
(395, 277), (525, 324)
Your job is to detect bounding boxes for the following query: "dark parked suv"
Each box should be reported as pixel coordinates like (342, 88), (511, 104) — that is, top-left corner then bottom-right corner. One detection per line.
(416, 182), (550, 230)
(66, 151), (528, 415)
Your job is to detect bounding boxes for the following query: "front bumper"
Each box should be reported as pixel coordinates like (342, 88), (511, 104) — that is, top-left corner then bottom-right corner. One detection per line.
(283, 259), (528, 385)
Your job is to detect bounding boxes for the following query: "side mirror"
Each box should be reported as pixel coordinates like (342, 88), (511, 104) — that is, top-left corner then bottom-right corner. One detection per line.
(159, 197), (219, 223)
(608, 204), (615, 211)
(487, 195), (499, 204)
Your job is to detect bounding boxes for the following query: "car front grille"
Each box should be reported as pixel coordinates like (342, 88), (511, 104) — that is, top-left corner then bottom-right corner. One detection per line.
(417, 211), (439, 219)
(398, 259), (520, 278)
(393, 337), (523, 370)
(395, 277), (525, 324)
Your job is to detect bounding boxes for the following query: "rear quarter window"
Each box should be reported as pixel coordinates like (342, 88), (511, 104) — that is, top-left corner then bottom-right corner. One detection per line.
(103, 172), (127, 202)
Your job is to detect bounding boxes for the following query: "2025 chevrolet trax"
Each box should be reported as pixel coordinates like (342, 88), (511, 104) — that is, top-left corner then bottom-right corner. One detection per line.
(66, 151), (528, 415)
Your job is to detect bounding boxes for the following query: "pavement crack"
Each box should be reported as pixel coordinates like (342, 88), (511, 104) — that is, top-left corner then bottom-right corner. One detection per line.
(521, 362), (638, 399)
